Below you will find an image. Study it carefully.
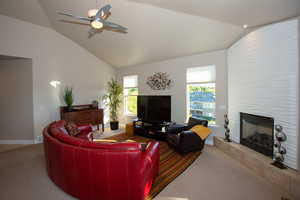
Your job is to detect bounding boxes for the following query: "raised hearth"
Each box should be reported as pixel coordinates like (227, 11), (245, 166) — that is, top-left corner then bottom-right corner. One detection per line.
(214, 137), (300, 200)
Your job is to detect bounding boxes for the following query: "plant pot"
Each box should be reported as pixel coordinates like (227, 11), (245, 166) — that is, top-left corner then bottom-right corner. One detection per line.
(110, 121), (119, 130)
(67, 106), (73, 112)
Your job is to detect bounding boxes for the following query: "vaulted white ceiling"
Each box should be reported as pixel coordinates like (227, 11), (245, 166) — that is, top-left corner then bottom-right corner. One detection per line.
(0, 0), (299, 67)
(131, 0), (300, 27)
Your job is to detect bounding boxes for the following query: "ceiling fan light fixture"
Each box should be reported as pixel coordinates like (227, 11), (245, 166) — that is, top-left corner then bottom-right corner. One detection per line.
(243, 24), (248, 29)
(88, 9), (99, 17)
(58, 4), (127, 33)
(91, 19), (103, 29)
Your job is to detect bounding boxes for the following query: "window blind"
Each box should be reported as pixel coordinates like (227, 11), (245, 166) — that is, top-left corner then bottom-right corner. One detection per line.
(186, 65), (216, 83)
(123, 75), (138, 88)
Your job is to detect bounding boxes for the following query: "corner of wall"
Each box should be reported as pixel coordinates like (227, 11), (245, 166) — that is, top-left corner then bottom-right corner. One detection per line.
(298, 18), (300, 169)
(225, 49), (229, 114)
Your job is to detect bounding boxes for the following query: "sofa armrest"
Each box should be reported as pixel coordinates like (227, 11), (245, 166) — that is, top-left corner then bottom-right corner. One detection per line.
(180, 130), (206, 151)
(141, 141), (159, 158)
(78, 124), (93, 132)
(139, 141), (160, 197)
(141, 141), (159, 174)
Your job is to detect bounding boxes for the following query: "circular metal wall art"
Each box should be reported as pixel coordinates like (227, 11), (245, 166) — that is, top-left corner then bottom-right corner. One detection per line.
(146, 72), (172, 90)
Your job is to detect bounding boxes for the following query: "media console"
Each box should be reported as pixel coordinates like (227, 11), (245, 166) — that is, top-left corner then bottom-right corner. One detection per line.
(133, 120), (174, 141)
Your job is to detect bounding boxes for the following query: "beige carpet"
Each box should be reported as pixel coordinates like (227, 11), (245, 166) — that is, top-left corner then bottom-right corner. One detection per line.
(0, 143), (285, 200)
(0, 144), (29, 153)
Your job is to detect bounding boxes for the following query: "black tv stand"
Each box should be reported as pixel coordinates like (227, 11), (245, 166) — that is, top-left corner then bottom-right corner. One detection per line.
(133, 120), (173, 141)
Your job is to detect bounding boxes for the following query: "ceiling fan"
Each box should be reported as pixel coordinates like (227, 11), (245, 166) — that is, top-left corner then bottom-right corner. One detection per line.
(58, 4), (127, 33)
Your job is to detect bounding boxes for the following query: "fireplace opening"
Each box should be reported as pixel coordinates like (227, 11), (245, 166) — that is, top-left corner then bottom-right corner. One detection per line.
(240, 112), (274, 158)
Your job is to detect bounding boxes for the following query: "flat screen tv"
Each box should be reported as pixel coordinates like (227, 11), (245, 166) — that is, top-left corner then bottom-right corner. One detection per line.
(137, 95), (171, 123)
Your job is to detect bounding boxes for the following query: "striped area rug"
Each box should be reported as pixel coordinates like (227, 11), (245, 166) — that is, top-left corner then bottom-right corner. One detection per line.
(107, 134), (202, 199)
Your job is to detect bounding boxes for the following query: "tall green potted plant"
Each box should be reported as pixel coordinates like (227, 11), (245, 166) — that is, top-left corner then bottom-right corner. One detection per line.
(63, 87), (74, 112)
(103, 79), (123, 130)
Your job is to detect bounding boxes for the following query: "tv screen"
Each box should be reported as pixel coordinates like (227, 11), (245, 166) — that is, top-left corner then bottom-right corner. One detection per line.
(137, 95), (171, 123)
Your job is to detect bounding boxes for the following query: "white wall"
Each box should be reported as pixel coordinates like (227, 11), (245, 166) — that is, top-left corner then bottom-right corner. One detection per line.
(228, 19), (300, 169)
(0, 58), (34, 141)
(117, 50), (227, 138)
(0, 15), (115, 142)
(298, 18), (300, 168)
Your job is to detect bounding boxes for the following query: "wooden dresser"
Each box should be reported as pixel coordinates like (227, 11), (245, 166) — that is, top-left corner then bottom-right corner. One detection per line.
(60, 104), (104, 131)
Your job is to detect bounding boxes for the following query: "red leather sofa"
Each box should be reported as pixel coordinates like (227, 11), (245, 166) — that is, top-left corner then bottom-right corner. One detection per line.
(43, 120), (160, 200)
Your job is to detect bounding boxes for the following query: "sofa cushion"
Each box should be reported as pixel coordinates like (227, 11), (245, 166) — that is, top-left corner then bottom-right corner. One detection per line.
(50, 127), (84, 146)
(80, 140), (142, 151)
(49, 120), (141, 151)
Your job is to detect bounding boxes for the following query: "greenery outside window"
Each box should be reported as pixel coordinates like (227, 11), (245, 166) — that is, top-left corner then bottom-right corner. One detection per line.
(123, 75), (138, 116)
(186, 66), (216, 124)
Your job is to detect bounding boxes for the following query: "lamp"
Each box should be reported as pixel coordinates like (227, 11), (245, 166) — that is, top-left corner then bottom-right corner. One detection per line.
(91, 19), (103, 29)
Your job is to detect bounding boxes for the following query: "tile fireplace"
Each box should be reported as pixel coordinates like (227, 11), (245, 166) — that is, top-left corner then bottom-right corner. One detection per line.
(240, 112), (274, 158)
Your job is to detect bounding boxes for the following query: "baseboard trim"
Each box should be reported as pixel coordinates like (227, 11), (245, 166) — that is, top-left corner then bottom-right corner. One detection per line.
(205, 138), (214, 145)
(0, 140), (35, 144)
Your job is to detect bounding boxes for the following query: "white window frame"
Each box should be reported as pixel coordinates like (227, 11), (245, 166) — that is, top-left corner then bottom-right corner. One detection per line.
(123, 75), (138, 116)
(186, 66), (216, 124)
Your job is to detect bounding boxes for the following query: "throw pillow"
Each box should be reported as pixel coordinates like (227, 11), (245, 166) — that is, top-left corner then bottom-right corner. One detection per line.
(59, 127), (69, 135)
(65, 122), (80, 136)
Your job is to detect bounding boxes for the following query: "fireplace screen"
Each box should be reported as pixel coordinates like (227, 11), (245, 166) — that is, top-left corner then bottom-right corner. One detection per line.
(240, 113), (274, 158)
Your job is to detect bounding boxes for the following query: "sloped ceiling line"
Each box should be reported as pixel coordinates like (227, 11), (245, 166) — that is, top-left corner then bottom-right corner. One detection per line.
(0, 0), (299, 67)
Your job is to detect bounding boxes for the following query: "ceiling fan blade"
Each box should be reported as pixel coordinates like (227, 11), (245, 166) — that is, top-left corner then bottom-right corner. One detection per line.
(60, 20), (90, 26)
(58, 12), (91, 22)
(105, 27), (128, 34)
(96, 5), (112, 18)
(104, 21), (127, 31)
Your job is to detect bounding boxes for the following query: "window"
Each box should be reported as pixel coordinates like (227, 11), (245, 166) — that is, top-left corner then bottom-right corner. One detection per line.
(123, 75), (138, 116)
(186, 66), (216, 124)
